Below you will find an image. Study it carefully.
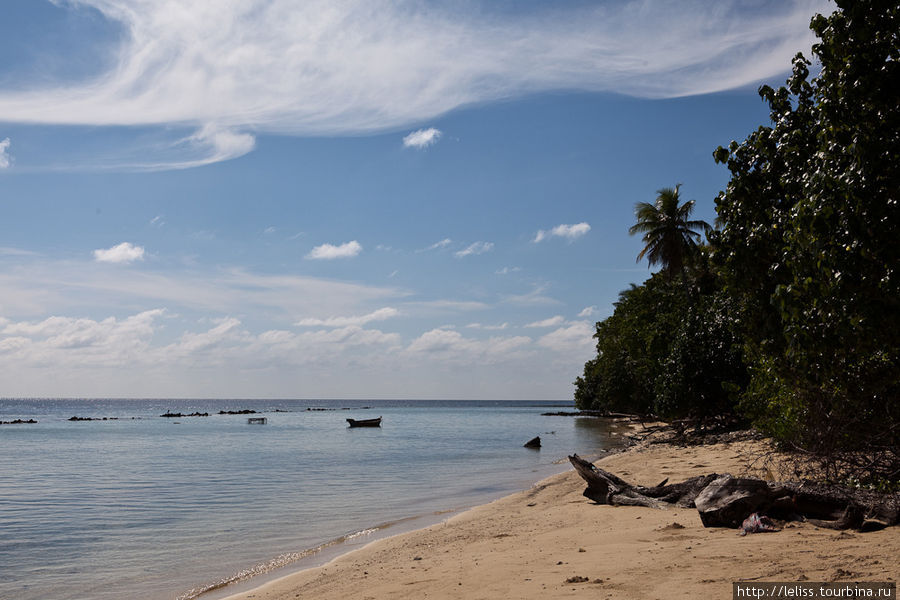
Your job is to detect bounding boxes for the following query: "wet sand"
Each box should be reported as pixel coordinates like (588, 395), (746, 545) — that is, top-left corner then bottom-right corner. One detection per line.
(222, 436), (899, 600)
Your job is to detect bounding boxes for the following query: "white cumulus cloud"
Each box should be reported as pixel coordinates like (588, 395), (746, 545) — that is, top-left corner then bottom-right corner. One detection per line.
(0, 138), (11, 168)
(403, 127), (442, 149)
(578, 306), (597, 318)
(0, 310), (163, 363)
(537, 320), (596, 355)
(534, 222), (591, 243)
(455, 241), (493, 258)
(306, 240), (362, 260)
(93, 242), (145, 264)
(406, 328), (532, 364)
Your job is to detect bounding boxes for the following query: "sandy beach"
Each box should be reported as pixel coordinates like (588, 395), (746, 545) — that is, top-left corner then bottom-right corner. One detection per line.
(222, 434), (899, 600)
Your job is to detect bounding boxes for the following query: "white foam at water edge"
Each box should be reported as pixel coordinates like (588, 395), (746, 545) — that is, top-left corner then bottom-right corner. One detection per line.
(345, 527), (378, 541)
(175, 546), (328, 600)
(177, 524), (388, 600)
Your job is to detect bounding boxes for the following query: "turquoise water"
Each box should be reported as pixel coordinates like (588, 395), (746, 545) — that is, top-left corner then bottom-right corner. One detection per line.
(0, 399), (620, 600)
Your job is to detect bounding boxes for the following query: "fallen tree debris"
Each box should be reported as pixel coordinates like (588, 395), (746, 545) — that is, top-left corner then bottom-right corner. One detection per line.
(568, 454), (899, 531)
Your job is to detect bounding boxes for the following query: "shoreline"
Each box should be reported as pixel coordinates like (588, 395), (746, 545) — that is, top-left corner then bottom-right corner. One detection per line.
(184, 417), (636, 600)
(4, 398), (622, 600)
(196, 445), (626, 600)
(217, 434), (899, 600)
(187, 511), (457, 600)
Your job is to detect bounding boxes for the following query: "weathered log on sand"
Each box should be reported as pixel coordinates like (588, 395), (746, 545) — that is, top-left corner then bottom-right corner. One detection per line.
(693, 475), (790, 527)
(568, 454), (718, 509)
(694, 475), (900, 530)
(568, 454), (900, 531)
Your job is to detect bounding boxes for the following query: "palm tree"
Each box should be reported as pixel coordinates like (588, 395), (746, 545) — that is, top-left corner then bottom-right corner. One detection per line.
(628, 184), (711, 277)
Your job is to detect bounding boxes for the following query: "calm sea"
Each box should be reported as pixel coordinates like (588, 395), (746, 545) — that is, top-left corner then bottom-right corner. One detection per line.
(0, 398), (622, 600)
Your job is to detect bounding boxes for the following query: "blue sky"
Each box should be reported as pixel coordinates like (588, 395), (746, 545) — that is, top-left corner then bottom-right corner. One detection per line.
(0, 0), (830, 399)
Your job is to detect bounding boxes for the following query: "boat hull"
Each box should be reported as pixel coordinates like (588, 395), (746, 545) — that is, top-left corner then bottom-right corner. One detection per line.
(347, 417), (382, 427)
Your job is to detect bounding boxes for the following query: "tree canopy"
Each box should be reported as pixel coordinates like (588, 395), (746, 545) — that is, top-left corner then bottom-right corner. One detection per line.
(711, 0), (899, 482)
(578, 0), (899, 484)
(575, 260), (747, 422)
(628, 185), (710, 277)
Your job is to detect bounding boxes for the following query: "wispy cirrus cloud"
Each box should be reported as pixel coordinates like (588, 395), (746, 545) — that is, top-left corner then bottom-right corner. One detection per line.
(0, 258), (405, 320)
(404, 299), (491, 315)
(525, 315), (565, 328)
(417, 238), (453, 253)
(534, 222), (591, 243)
(0, 1), (827, 169)
(306, 240), (362, 260)
(0, 247), (37, 257)
(465, 322), (509, 331)
(455, 241), (493, 258)
(502, 284), (561, 307)
(295, 307), (399, 328)
(169, 124), (256, 170)
(93, 242), (145, 264)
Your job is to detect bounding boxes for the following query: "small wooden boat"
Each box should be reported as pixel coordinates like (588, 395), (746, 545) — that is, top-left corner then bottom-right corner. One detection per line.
(347, 416), (382, 428)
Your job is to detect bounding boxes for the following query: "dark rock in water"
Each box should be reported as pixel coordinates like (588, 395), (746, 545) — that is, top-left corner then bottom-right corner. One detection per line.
(218, 409), (257, 415)
(524, 436), (541, 448)
(160, 412), (209, 418)
(1, 418), (38, 425)
(542, 410), (636, 417)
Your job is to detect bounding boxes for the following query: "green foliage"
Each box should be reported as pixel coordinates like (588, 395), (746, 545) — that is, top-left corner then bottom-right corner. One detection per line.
(628, 185), (711, 277)
(577, 1), (898, 482)
(656, 288), (747, 419)
(575, 265), (746, 420)
(574, 281), (669, 415)
(711, 0), (900, 482)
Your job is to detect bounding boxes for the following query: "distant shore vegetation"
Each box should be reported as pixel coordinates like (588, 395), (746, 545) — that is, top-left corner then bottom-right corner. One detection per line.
(576, 0), (899, 487)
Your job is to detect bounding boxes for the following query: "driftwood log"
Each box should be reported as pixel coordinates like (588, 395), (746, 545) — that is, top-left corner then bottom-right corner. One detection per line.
(568, 453), (717, 509)
(568, 454), (899, 531)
